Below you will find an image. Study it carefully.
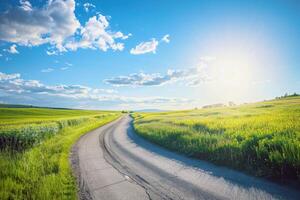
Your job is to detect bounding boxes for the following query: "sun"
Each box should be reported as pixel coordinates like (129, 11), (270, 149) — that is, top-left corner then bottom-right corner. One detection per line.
(199, 30), (271, 102)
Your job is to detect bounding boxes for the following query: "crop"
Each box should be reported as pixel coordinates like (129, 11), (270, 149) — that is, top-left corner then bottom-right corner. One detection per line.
(133, 96), (300, 182)
(0, 107), (121, 199)
(0, 118), (91, 151)
(0, 108), (115, 151)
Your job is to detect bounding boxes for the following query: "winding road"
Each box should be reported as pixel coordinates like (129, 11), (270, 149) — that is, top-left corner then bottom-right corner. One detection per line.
(71, 115), (300, 200)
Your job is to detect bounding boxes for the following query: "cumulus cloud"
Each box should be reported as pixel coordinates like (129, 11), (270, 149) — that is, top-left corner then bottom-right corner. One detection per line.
(130, 34), (170, 55)
(114, 32), (132, 40)
(104, 66), (211, 87)
(0, 71), (194, 109)
(5, 44), (19, 54)
(83, 2), (96, 12)
(0, 0), (128, 53)
(64, 14), (130, 52)
(19, 0), (32, 11)
(41, 68), (54, 73)
(0, 0), (80, 51)
(130, 39), (159, 55)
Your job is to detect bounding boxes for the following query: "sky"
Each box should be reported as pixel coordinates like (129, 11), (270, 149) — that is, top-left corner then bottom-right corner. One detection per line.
(0, 0), (299, 110)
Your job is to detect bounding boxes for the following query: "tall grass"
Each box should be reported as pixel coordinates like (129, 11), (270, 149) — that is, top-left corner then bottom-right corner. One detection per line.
(133, 97), (300, 182)
(0, 108), (121, 199)
(0, 118), (91, 151)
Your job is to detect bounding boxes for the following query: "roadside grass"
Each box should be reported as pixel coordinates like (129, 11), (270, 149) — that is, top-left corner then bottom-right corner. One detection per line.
(133, 96), (300, 182)
(0, 108), (121, 199)
(0, 108), (114, 125)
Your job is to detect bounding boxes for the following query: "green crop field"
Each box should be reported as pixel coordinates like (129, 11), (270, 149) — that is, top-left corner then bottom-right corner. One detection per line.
(0, 107), (121, 199)
(133, 96), (300, 182)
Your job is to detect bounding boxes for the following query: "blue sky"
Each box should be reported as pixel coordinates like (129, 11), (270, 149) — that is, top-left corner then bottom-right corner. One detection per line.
(0, 0), (299, 110)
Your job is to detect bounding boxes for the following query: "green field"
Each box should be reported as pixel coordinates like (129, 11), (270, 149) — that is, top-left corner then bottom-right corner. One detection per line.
(133, 96), (300, 182)
(0, 107), (121, 199)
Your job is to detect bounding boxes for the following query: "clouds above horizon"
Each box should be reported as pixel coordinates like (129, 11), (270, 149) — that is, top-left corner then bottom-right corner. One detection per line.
(104, 66), (210, 87)
(0, 0), (129, 54)
(130, 34), (170, 55)
(0, 71), (195, 109)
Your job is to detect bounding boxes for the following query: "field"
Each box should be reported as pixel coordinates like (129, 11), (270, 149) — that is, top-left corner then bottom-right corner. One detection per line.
(0, 107), (121, 199)
(133, 96), (300, 182)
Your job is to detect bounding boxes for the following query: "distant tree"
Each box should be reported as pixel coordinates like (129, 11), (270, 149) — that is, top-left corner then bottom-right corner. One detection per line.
(276, 92), (299, 99)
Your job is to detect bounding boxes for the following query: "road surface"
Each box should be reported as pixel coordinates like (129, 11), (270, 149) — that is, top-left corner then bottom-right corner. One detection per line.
(71, 115), (300, 200)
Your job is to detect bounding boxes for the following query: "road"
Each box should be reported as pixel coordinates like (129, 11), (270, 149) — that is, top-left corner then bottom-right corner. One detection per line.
(71, 115), (300, 200)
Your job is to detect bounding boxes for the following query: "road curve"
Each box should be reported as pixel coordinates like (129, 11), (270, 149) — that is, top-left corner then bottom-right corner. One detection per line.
(72, 115), (300, 200)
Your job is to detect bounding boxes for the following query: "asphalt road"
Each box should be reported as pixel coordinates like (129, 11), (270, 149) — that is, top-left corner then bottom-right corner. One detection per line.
(72, 115), (300, 200)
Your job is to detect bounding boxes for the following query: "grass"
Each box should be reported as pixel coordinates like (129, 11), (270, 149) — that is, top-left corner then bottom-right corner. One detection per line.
(0, 108), (121, 199)
(133, 96), (300, 182)
(0, 107), (113, 125)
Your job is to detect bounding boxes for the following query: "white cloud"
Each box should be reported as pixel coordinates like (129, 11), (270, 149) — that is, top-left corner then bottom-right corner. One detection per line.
(65, 62), (73, 66)
(5, 44), (19, 54)
(114, 32), (132, 40)
(0, 0), (80, 51)
(161, 34), (170, 43)
(0, 53), (2, 57)
(83, 2), (96, 12)
(60, 67), (69, 70)
(104, 65), (211, 87)
(130, 34), (170, 55)
(0, 72), (20, 80)
(93, 88), (117, 94)
(64, 14), (129, 52)
(41, 68), (54, 73)
(0, 71), (114, 99)
(46, 50), (57, 56)
(20, 0), (32, 11)
(130, 39), (159, 55)
(0, 0), (128, 53)
(0, 71), (196, 109)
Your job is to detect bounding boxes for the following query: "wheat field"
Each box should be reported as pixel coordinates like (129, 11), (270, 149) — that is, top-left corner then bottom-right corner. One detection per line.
(133, 96), (300, 182)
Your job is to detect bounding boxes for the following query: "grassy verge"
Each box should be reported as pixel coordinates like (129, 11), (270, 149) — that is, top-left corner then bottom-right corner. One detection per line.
(133, 97), (300, 182)
(0, 108), (120, 199)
